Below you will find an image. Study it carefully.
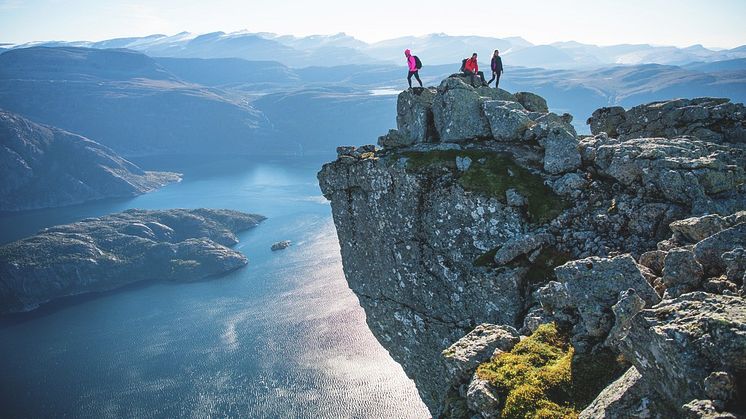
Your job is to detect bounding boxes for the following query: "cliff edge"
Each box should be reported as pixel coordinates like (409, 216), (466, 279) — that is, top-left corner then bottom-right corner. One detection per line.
(318, 75), (746, 417)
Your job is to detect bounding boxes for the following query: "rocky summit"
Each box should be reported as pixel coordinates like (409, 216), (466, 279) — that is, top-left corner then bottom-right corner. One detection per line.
(0, 209), (265, 314)
(318, 75), (746, 418)
(0, 109), (181, 211)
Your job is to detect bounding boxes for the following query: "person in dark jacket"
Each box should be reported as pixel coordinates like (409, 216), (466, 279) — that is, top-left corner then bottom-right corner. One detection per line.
(462, 53), (486, 87)
(487, 50), (504, 88)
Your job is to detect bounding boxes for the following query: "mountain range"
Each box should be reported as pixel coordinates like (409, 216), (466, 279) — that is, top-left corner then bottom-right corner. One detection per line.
(0, 109), (180, 211)
(1, 45), (744, 160)
(9, 31), (746, 69)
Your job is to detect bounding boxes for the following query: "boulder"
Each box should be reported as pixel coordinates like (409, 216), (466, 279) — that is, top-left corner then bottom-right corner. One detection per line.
(542, 127), (581, 175)
(514, 91), (549, 113)
(587, 106), (626, 138)
(670, 214), (732, 243)
(554, 255), (660, 338)
(618, 292), (746, 410)
(586, 136), (745, 213)
(483, 100), (533, 141)
(638, 250), (667, 276)
(703, 372), (737, 402)
(552, 172), (588, 197)
(661, 248), (704, 297)
(493, 233), (552, 265)
(605, 288), (646, 348)
(442, 324), (519, 385)
(587, 98), (746, 144)
(721, 247), (745, 283)
(681, 399), (737, 419)
(378, 129), (414, 148)
(396, 87), (438, 144)
(432, 78), (491, 142)
(579, 367), (661, 419)
(466, 376), (501, 418)
(693, 223), (746, 276)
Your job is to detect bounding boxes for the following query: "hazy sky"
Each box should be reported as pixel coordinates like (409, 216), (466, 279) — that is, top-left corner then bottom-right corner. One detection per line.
(2, 0), (745, 48)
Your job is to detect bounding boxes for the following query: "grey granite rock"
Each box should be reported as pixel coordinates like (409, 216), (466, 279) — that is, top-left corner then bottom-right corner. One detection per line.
(442, 323), (519, 385)
(432, 77), (492, 142)
(638, 250), (667, 276)
(662, 248), (704, 297)
(396, 87), (439, 144)
(694, 223), (746, 276)
(721, 247), (745, 284)
(605, 288), (646, 348)
(681, 399), (737, 419)
(483, 100), (533, 141)
(618, 292), (746, 411)
(583, 135), (745, 214)
(513, 91), (549, 113)
(543, 127), (581, 174)
(466, 375), (501, 419)
(703, 372), (736, 402)
(587, 98), (746, 144)
(0, 209), (265, 314)
(579, 367), (661, 419)
(555, 255), (660, 338)
(378, 129), (414, 148)
(493, 233), (551, 265)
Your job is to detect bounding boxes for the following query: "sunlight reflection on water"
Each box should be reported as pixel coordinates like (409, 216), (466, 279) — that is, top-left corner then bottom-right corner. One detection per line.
(0, 159), (429, 418)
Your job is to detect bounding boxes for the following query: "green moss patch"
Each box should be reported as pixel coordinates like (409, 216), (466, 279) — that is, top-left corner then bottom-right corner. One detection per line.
(476, 323), (626, 419)
(399, 150), (567, 224)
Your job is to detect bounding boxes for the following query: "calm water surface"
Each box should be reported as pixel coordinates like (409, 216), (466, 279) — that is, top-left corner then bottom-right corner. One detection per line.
(0, 157), (428, 418)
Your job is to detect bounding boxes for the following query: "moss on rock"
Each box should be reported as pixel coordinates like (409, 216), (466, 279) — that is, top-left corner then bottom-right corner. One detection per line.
(399, 150), (567, 224)
(475, 323), (626, 419)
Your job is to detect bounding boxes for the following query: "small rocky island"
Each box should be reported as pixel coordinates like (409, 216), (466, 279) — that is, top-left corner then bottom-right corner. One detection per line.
(0, 109), (181, 211)
(319, 75), (746, 418)
(0, 209), (265, 314)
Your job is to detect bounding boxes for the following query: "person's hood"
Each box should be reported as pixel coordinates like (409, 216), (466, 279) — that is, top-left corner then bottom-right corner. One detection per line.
(404, 49), (411, 56)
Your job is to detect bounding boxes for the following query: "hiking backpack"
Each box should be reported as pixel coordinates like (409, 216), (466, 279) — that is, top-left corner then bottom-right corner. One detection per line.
(413, 55), (422, 69)
(460, 58), (468, 72)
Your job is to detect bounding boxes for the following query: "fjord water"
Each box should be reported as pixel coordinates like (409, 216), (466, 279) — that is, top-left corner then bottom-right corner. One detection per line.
(0, 156), (428, 418)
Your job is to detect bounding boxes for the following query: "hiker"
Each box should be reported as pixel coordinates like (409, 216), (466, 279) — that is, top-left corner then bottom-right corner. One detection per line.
(405, 49), (423, 89)
(462, 53), (486, 87)
(487, 49), (504, 88)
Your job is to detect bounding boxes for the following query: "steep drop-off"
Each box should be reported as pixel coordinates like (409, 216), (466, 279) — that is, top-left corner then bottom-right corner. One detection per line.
(319, 76), (746, 417)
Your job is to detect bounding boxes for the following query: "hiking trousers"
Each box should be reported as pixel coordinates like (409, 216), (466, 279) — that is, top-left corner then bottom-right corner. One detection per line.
(463, 70), (486, 86)
(488, 71), (501, 88)
(408, 71), (423, 88)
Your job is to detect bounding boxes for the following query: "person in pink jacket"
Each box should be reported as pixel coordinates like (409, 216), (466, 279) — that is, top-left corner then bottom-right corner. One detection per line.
(405, 49), (423, 89)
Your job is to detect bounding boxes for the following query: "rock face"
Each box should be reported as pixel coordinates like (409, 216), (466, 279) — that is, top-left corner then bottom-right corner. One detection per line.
(318, 78), (746, 417)
(618, 292), (746, 410)
(0, 109), (181, 211)
(587, 98), (746, 143)
(0, 209), (265, 314)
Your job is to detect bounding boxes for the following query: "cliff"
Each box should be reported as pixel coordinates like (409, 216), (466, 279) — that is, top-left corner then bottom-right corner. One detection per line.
(0, 109), (180, 211)
(0, 209), (265, 314)
(318, 76), (746, 417)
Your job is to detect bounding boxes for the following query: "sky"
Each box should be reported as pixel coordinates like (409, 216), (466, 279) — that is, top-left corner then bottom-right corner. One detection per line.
(1, 0), (745, 48)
